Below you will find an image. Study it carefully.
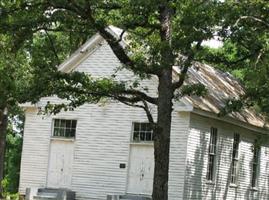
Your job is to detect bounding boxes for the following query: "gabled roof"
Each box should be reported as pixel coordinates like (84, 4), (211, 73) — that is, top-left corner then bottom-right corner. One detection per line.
(175, 64), (268, 129)
(56, 26), (268, 130)
(58, 26), (124, 73)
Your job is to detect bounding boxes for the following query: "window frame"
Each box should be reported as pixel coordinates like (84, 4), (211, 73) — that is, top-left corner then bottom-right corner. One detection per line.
(52, 118), (77, 139)
(131, 122), (154, 143)
(230, 133), (240, 185)
(251, 140), (260, 189)
(206, 127), (218, 182)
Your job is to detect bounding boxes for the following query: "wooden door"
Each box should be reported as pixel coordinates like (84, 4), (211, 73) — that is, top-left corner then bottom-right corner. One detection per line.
(127, 144), (154, 195)
(47, 140), (74, 189)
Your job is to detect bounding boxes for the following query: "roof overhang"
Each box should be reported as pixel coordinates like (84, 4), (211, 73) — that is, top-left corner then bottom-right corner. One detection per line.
(57, 33), (104, 73)
(191, 108), (269, 134)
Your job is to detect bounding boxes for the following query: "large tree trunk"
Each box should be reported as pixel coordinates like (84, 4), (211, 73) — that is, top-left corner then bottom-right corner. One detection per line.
(152, 3), (173, 200)
(0, 108), (8, 198)
(152, 68), (173, 200)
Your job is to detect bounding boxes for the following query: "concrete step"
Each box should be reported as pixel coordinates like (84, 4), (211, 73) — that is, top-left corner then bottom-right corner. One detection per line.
(26, 187), (75, 200)
(121, 195), (151, 200)
(107, 194), (151, 200)
(33, 191), (57, 200)
(33, 196), (56, 200)
(37, 188), (60, 193)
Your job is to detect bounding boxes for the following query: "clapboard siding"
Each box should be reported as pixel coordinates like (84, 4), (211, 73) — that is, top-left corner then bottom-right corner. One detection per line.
(183, 113), (269, 200)
(19, 41), (190, 199)
(169, 112), (191, 200)
(74, 41), (158, 97)
(19, 108), (52, 193)
(19, 103), (190, 200)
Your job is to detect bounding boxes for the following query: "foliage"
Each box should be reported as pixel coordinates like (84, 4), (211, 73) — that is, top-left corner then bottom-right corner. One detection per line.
(1, 115), (23, 199)
(0, 36), (30, 110)
(3, 122), (23, 194)
(196, 0), (269, 114)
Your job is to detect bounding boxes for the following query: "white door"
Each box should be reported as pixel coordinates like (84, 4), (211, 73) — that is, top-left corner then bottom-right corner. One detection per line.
(47, 140), (74, 189)
(127, 144), (154, 195)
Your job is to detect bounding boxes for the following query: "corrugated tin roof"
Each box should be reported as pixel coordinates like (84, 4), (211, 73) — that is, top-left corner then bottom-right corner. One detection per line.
(174, 63), (268, 129)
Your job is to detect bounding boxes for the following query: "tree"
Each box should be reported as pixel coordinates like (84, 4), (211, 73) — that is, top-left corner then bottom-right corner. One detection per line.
(3, 114), (23, 196)
(0, 30), (84, 197)
(196, 0), (269, 115)
(0, 35), (31, 197)
(0, 1), (268, 200)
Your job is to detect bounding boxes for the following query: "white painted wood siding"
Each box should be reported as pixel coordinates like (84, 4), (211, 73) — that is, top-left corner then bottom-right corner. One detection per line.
(19, 104), (190, 200)
(19, 108), (52, 193)
(183, 113), (269, 200)
(19, 41), (191, 199)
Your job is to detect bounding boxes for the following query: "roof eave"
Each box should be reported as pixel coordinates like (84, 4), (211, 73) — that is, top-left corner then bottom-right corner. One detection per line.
(192, 108), (269, 134)
(57, 33), (104, 73)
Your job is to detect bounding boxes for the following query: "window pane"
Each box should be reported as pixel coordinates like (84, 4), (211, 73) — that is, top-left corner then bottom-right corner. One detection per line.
(146, 124), (151, 131)
(141, 123), (147, 132)
(207, 127), (217, 181)
(231, 133), (240, 184)
(54, 128), (60, 136)
(133, 131), (139, 141)
(252, 164), (257, 187)
(140, 132), (145, 141)
(70, 129), (76, 138)
(132, 122), (153, 142)
(146, 132), (152, 141)
(54, 119), (60, 128)
(251, 142), (260, 187)
(60, 120), (66, 128)
(134, 123), (140, 132)
(72, 120), (77, 129)
(207, 155), (215, 181)
(66, 120), (71, 128)
(65, 129), (71, 137)
(231, 160), (238, 184)
(53, 119), (77, 138)
(59, 128), (65, 137)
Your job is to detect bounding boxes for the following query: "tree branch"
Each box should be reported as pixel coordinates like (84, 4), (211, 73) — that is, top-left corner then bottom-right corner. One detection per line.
(142, 100), (155, 124)
(124, 90), (157, 105)
(235, 16), (269, 28)
(172, 41), (202, 91)
(44, 30), (60, 65)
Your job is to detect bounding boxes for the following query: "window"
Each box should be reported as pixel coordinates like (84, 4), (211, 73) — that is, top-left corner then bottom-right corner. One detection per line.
(53, 119), (77, 138)
(251, 141), (260, 188)
(206, 127), (218, 181)
(132, 122), (153, 142)
(231, 133), (240, 184)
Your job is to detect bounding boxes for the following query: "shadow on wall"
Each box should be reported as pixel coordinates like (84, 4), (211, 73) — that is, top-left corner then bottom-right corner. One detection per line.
(183, 129), (207, 199)
(183, 130), (250, 200)
(259, 154), (269, 199)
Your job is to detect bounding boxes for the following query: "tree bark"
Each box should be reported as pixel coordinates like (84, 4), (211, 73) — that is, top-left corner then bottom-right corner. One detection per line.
(153, 68), (173, 200)
(152, 3), (173, 200)
(0, 108), (8, 198)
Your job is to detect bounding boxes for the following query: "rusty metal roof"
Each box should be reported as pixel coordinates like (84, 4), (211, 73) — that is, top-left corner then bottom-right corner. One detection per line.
(174, 63), (268, 129)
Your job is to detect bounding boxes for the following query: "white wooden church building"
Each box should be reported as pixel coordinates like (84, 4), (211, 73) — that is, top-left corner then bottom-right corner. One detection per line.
(19, 27), (269, 200)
